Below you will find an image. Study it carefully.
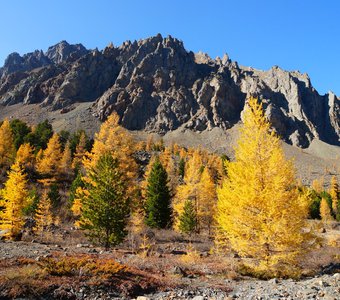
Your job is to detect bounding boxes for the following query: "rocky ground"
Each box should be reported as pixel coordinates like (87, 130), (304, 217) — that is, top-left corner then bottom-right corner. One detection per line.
(0, 222), (339, 300)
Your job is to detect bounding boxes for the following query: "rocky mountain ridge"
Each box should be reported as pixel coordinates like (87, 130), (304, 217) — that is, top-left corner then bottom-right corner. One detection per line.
(0, 34), (339, 148)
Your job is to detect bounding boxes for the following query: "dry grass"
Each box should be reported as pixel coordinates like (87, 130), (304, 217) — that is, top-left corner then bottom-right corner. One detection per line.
(0, 254), (161, 299)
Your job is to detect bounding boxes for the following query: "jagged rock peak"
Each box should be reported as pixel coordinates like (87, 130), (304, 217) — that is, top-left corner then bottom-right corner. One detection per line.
(45, 40), (88, 64)
(0, 35), (339, 148)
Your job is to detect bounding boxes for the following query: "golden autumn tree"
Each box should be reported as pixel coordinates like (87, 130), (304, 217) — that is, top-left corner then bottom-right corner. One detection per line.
(83, 113), (137, 179)
(36, 133), (62, 178)
(216, 97), (314, 277)
(15, 143), (35, 173)
(34, 190), (54, 234)
(160, 147), (178, 192)
(0, 119), (15, 168)
(329, 176), (339, 220)
(320, 197), (333, 222)
(72, 132), (87, 170)
(0, 162), (30, 239)
(59, 141), (73, 180)
(197, 167), (217, 233)
(173, 150), (216, 231)
(173, 150), (202, 231)
(79, 113), (138, 212)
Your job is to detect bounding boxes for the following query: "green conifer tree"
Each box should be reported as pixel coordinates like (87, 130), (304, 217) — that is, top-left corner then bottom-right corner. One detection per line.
(78, 154), (130, 249)
(144, 157), (172, 228)
(179, 200), (197, 235)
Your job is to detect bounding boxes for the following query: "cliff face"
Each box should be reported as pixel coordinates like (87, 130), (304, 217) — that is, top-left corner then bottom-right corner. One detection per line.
(0, 35), (339, 147)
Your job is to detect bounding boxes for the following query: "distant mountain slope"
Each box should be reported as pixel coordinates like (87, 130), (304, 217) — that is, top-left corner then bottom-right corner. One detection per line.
(0, 34), (339, 148)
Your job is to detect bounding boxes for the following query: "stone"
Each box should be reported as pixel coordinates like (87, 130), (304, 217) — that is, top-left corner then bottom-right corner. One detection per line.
(136, 297), (150, 300)
(269, 278), (279, 284)
(192, 296), (204, 300)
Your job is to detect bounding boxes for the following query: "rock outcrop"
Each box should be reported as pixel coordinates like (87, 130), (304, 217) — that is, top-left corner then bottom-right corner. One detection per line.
(0, 34), (339, 147)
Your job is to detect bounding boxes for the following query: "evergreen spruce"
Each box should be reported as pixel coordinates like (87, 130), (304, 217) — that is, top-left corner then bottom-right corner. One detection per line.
(79, 154), (130, 249)
(179, 200), (197, 235)
(145, 157), (172, 228)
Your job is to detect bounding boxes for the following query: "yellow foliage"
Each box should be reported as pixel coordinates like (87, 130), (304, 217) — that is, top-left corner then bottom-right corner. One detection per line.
(71, 187), (84, 218)
(15, 143), (35, 171)
(72, 132), (87, 169)
(329, 176), (339, 216)
(312, 177), (324, 193)
(141, 155), (157, 200)
(36, 133), (62, 178)
(216, 97), (314, 275)
(34, 190), (54, 234)
(159, 147), (178, 191)
(180, 243), (200, 264)
(197, 167), (217, 232)
(0, 162), (30, 239)
(129, 209), (146, 235)
(82, 113), (138, 199)
(145, 135), (154, 151)
(138, 234), (153, 259)
(173, 150), (216, 232)
(59, 141), (73, 179)
(0, 119), (15, 167)
(320, 197), (333, 222)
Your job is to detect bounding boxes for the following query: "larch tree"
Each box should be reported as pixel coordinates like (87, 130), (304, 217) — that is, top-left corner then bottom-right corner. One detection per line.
(0, 162), (30, 239)
(159, 147), (178, 192)
(36, 133), (62, 178)
(15, 143), (36, 173)
(72, 131), (87, 170)
(59, 141), (73, 180)
(320, 197), (333, 222)
(145, 135), (154, 151)
(83, 113), (138, 201)
(175, 149), (217, 233)
(216, 97), (314, 277)
(197, 167), (217, 233)
(0, 119), (15, 168)
(144, 157), (172, 229)
(34, 190), (54, 234)
(173, 150), (203, 231)
(329, 176), (339, 220)
(78, 154), (131, 249)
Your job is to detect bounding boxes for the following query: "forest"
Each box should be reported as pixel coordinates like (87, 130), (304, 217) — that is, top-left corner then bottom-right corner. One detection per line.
(0, 97), (339, 281)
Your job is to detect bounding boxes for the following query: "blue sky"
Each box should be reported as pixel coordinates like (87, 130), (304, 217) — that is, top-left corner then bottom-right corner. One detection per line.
(1, 0), (339, 95)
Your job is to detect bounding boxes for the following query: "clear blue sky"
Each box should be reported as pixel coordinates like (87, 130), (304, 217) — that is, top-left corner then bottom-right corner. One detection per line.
(1, 0), (340, 95)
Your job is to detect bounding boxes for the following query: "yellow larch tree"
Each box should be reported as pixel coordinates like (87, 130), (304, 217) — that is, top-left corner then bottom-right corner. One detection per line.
(329, 176), (339, 220)
(173, 150), (203, 231)
(146, 135), (154, 151)
(320, 197), (333, 222)
(36, 133), (62, 178)
(0, 119), (15, 168)
(15, 143), (35, 173)
(141, 155), (157, 200)
(197, 167), (217, 233)
(59, 141), (73, 180)
(0, 162), (30, 239)
(312, 177), (324, 193)
(160, 147), (178, 192)
(216, 97), (314, 276)
(72, 132), (87, 170)
(34, 190), (54, 234)
(81, 112), (138, 209)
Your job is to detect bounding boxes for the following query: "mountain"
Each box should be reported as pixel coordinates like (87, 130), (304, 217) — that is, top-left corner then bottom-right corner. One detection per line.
(0, 34), (339, 148)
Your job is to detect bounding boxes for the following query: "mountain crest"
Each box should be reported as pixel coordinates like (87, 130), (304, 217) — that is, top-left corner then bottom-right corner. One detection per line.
(0, 35), (339, 148)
